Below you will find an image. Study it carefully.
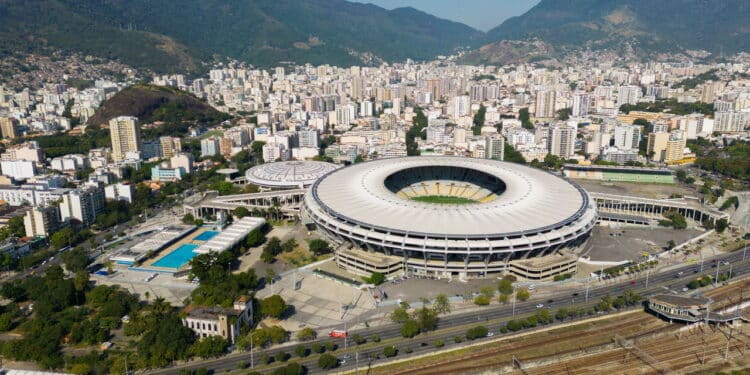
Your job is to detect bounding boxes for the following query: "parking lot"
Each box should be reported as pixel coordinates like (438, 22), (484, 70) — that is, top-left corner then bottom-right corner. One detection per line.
(585, 226), (705, 262)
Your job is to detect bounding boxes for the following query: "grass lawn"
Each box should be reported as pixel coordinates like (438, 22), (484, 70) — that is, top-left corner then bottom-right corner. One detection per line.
(411, 195), (477, 204)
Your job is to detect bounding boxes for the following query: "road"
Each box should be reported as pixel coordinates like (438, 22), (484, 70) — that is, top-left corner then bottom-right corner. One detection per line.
(146, 248), (750, 375)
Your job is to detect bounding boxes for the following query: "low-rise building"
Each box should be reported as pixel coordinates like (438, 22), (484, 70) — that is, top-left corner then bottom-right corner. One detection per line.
(182, 297), (252, 343)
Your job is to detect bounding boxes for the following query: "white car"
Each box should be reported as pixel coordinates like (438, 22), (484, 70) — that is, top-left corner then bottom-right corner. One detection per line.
(486, 332), (494, 337)
(536, 303), (544, 308)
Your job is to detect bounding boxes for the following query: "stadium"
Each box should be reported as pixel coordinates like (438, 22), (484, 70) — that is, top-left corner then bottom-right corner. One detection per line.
(303, 156), (598, 279)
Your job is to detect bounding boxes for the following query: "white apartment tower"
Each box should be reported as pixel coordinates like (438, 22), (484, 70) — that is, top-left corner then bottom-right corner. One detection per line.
(548, 124), (577, 159)
(535, 89), (556, 118)
(109, 116), (142, 162)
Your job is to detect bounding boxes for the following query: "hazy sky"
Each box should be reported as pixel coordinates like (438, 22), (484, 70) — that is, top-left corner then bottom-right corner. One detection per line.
(352, 0), (539, 32)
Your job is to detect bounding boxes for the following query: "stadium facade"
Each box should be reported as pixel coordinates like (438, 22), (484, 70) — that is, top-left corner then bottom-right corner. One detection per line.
(303, 156), (598, 279)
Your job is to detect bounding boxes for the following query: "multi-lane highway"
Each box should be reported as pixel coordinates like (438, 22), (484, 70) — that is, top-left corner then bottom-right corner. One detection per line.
(147, 249), (750, 375)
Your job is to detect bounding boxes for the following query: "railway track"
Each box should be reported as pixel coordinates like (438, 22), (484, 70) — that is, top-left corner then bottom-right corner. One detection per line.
(387, 313), (669, 375)
(384, 279), (750, 375)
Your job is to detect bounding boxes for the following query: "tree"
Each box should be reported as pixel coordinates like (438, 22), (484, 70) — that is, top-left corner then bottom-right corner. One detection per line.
(295, 345), (309, 358)
(715, 218), (729, 233)
(383, 345), (398, 358)
(667, 240), (677, 249)
(466, 325), (488, 340)
(273, 362), (305, 375)
(311, 342), (325, 354)
(50, 227), (76, 249)
(414, 305), (438, 332)
(390, 305), (410, 324)
(516, 288), (530, 301)
(433, 294), (451, 315)
(189, 336), (228, 358)
(498, 278), (514, 295)
(474, 295), (490, 305)
(308, 239), (331, 255)
(555, 308), (569, 322)
(62, 247), (90, 272)
(352, 333), (366, 345)
(182, 213), (195, 225)
(363, 272), (385, 285)
(296, 327), (316, 341)
(246, 229), (266, 248)
(281, 238), (298, 253)
(497, 294), (509, 304)
(519, 108), (534, 129)
(260, 295), (288, 319)
(233, 207), (250, 218)
(507, 319), (523, 331)
(318, 353), (338, 370)
(262, 237), (282, 263)
(400, 319), (420, 338)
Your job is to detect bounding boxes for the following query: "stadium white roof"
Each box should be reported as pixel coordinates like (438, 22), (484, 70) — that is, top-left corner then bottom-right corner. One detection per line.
(310, 157), (588, 236)
(245, 161), (337, 188)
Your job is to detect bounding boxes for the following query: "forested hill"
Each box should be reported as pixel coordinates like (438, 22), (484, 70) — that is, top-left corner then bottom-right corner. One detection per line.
(484, 0), (750, 55)
(0, 0), (483, 72)
(86, 85), (228, 127)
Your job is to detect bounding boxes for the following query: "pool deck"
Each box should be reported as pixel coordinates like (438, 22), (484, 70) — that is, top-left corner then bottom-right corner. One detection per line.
(141, 227), (219, 272)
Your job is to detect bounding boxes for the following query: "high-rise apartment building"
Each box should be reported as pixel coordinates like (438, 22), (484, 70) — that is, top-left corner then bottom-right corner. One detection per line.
(160, 136), (182, 158)
(109, 116), (142, 162)
(571, 92), (589, 117)
(485, 135), (505, 161)
(24, 205), (61, 238)
(60, 184), (105, 227)
(201, 138), (220, 157)
(547, 124), (576, 158)
(535, 89), (556, 118)
(0, 117), (18, 139)
(613, 125), (641, 150)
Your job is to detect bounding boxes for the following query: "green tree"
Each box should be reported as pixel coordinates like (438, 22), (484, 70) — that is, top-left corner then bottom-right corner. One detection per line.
(363, 272), (385, 285)
(318, 353), (338, 370)
(400, 319), (420, 338)
(233, 207), (250, 218)
(182, 213), (195, 225)
(474, 295), (490, 305)
(519, 108), (534, 129)
(715, 218), (729, 233)
(295, 345), (309, 358)
(50, 227), (76, 249)
(262, 237), (282, 263)
(433, 293), (451, 315)
(281, 238), (298, 253)
(62, 247), (90, 272)
(189, 336), (228, 358)
(390, 304), (410, 324)
(498, 278), (514, 295)
(245, 229), (266, 247)
(296, 327), (316, 341)
(260, 295), (288, 319)
(308, 239), (331, 255)
(383, 345), (398, 358)
(466, 325), (488, 340)
(516, 288), (530, 301)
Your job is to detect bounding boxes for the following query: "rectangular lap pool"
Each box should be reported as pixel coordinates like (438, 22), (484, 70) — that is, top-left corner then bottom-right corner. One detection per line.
(193, 231), (219, 241)
(152, 243), (200, 269)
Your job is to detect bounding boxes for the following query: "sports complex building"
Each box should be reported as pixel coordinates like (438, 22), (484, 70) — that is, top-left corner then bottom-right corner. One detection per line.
(244, 160), (338, 190)
(303, 157), (598, 279)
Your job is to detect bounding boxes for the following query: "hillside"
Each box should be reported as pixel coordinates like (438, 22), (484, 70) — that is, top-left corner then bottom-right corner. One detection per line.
(0, 0), (483, 72)
(87, 85), (229, 126)
(482, 0), (750, 57)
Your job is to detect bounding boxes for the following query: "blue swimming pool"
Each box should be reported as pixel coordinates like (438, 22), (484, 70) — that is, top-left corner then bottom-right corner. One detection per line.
(152, 244), (200, 269)
(194, 231), (219, 241)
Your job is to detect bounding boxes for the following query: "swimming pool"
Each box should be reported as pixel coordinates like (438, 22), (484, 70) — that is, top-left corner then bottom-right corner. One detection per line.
(193, 231), (219, 241)
(152, 243), (200, 269)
